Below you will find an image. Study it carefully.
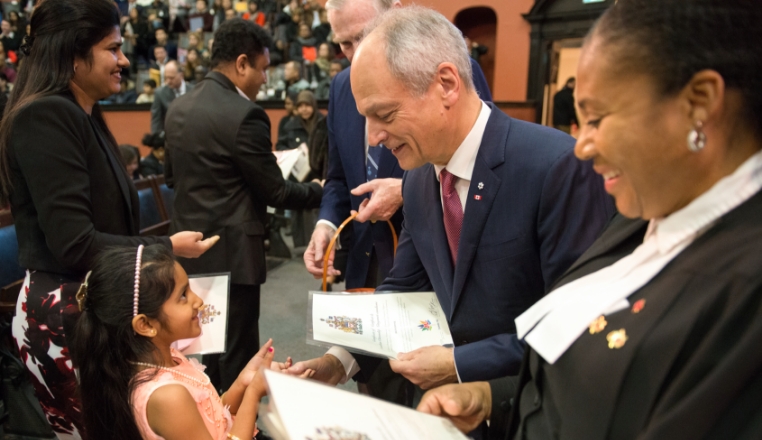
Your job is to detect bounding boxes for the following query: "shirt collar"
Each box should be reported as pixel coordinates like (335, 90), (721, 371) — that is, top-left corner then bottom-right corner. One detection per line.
(434, 101), (491, 181)
(236, 86), (250, 100)
(647, 149), (762, 254)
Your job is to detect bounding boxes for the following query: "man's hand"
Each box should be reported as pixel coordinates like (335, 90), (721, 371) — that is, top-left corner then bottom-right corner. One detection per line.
(389, 346), (458, 390)
(417, 382), (492, 434)
(350, 178), (403, 223)
(169, 231), (220, 258)
(285, 354), (345, 386)
(304, 223), (340, 279)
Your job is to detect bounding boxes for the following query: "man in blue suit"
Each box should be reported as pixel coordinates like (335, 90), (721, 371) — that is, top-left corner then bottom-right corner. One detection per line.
(290, 6), (613, 390)
(303, 0), (492, 291)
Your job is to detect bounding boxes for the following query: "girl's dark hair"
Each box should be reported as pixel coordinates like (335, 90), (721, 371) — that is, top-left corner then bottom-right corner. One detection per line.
(71, 245), (176, 440)
(0, 0), (121, 205)
(591, 0), (762, 139)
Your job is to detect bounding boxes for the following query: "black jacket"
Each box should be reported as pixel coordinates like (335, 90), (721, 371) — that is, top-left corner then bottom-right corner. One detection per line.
(491, 193), (762, 440)
(8, 92), (170, 278)
(165, 72), (322, 285)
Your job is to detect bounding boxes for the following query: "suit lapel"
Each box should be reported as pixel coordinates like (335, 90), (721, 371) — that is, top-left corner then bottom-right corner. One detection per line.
(424, 165), (454, 315)
(450, 105), (507, 317)
(88, 117), (136, 232)
(450, 157), (500, 318)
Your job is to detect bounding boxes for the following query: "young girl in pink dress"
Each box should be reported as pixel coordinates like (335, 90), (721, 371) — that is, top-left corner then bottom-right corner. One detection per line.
(70, 244), (313, 440)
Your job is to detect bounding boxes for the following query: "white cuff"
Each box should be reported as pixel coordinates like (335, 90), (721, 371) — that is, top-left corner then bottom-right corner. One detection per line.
(316, 220), (341, 250)
(326, 346), (360, 384)
(452, 348), (463, 383)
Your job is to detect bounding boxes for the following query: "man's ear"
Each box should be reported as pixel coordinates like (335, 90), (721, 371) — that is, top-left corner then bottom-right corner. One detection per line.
(132, 314), (158, 338)
(235, 54), (249, 76)
(437, 62), (461, 108)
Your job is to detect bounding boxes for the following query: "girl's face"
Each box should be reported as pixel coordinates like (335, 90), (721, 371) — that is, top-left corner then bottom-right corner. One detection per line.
(189, 34), (199, 47)
(297, 102), (314, 120)
(187, 49), (198, 63)
(156, 263), (204, 342)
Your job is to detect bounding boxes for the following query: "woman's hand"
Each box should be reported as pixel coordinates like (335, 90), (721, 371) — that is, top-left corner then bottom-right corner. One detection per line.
(169, 231), (219, 258)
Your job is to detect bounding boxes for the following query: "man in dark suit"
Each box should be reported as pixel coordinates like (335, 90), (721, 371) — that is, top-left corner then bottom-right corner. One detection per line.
(164, 18), (323, 391)
(150, 60), (191, 134)
(304, 0), (492, 291)
(290, 6), (612, 392)
(299, 0), (493, 404)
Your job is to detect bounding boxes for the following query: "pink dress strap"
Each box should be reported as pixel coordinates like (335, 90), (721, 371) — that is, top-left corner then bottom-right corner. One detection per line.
(131, 349), (232, 440)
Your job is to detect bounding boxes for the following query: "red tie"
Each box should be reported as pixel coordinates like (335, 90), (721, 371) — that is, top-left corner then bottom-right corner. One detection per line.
(440, 169), (463, 266)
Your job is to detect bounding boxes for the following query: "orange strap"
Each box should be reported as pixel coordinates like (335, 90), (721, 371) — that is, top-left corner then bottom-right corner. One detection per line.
(322, 212), (398, 292)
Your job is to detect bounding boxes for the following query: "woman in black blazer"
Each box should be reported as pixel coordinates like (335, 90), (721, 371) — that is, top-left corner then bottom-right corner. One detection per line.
(416, 1), (762, 439)
(0, 1), (217, 438)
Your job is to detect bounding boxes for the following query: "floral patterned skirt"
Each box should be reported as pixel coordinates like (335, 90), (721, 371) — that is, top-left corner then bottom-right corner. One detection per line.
(11, 270), (84, 440)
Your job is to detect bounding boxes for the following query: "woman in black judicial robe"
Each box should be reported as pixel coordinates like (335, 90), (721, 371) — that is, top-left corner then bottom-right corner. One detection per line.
(416, 1), (762, 439)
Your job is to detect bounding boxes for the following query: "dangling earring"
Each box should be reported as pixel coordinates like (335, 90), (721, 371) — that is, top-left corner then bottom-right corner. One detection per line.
(687, 120), (706, 153)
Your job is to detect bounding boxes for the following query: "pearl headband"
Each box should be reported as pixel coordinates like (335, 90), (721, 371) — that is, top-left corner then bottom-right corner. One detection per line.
(133, 245), (144, 317)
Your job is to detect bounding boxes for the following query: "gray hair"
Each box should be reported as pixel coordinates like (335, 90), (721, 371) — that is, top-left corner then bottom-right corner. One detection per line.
(325, 0), (395, 13)
(363, 6), (473, 96)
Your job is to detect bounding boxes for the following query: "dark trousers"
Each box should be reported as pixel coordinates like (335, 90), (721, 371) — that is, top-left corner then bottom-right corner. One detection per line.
(203, 283), (261, 392)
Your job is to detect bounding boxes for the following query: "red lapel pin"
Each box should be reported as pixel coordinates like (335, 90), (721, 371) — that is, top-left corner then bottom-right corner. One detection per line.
(474, 195), (482, 201)
(632, 299), (646, 313)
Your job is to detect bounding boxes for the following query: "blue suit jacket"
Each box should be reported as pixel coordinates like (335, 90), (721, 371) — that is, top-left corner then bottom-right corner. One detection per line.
(321, 58), (492, 288)
(377, 106), (615, 382)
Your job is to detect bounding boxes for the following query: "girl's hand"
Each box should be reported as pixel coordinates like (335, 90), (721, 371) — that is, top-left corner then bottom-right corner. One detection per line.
(239, 339), (274, 388)
(246, 345), (276, 399)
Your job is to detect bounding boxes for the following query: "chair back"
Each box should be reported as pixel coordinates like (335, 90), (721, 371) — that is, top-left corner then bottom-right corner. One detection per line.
(135, 178), (164, 230)
(153, 175), (174, 219)
(0, 211), (24, 288)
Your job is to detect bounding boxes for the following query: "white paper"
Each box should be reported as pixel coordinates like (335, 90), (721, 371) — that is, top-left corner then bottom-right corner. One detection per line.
(310, 292), (453, 359)
(263, 370), (468, 440)
(273, 148), (310, 181)
(175, 274), (230, 356)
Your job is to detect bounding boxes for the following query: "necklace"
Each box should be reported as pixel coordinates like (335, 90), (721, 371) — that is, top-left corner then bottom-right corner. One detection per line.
(133, 362), (211, 387)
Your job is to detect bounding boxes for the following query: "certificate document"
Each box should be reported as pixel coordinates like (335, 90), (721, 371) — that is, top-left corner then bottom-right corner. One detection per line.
(308, 291), (453, 359)
(262, 370), (468, 440)
(174, 273), (231, 356)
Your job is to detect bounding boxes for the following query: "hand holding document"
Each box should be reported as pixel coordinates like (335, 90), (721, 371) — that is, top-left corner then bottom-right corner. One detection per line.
(262, 369), (468, 440)
(173, 273), (230, 355)
(308, 291), (453, 359)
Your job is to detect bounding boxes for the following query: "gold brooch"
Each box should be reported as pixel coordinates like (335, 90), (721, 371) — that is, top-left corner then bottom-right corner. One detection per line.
(589, 315), (607, 334)
(606, 329), (628, 349)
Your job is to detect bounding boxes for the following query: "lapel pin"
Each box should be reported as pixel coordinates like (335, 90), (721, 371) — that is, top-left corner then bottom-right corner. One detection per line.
(474, 195), (482, 200)
(478, 182), (484, 190)
(632, 299), (646, 313)
(589, 315), (607, 334)
(606, 329), (628, 349)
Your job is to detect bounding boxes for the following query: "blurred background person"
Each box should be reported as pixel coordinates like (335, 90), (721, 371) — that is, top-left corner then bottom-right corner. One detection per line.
(188, 0), (214, 32)
(139, 132), (166, 176)
(309, 41), (334, 86)
(553, 76), (577, 134)
(151, 60), (192, 134)
(136, 78), (157, 103)
(183, 47), (203, 82)
(315, 59), (343, 100)
(119, 144), (142, 179)
(289, 21), (317, 64)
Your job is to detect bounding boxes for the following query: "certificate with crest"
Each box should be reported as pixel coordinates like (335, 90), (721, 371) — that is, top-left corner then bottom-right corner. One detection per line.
(173, 273), (230, 356)
(261, 369), (468, 440)
(307, 291), (453, 359)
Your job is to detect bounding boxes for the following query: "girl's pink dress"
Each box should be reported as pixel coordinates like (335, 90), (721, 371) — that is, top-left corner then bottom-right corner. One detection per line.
(131, 349), (233, 440)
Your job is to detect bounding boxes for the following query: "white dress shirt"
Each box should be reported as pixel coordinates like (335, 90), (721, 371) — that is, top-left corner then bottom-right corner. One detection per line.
(516, 149), (762, 364)
(328, 101), (493, 382)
